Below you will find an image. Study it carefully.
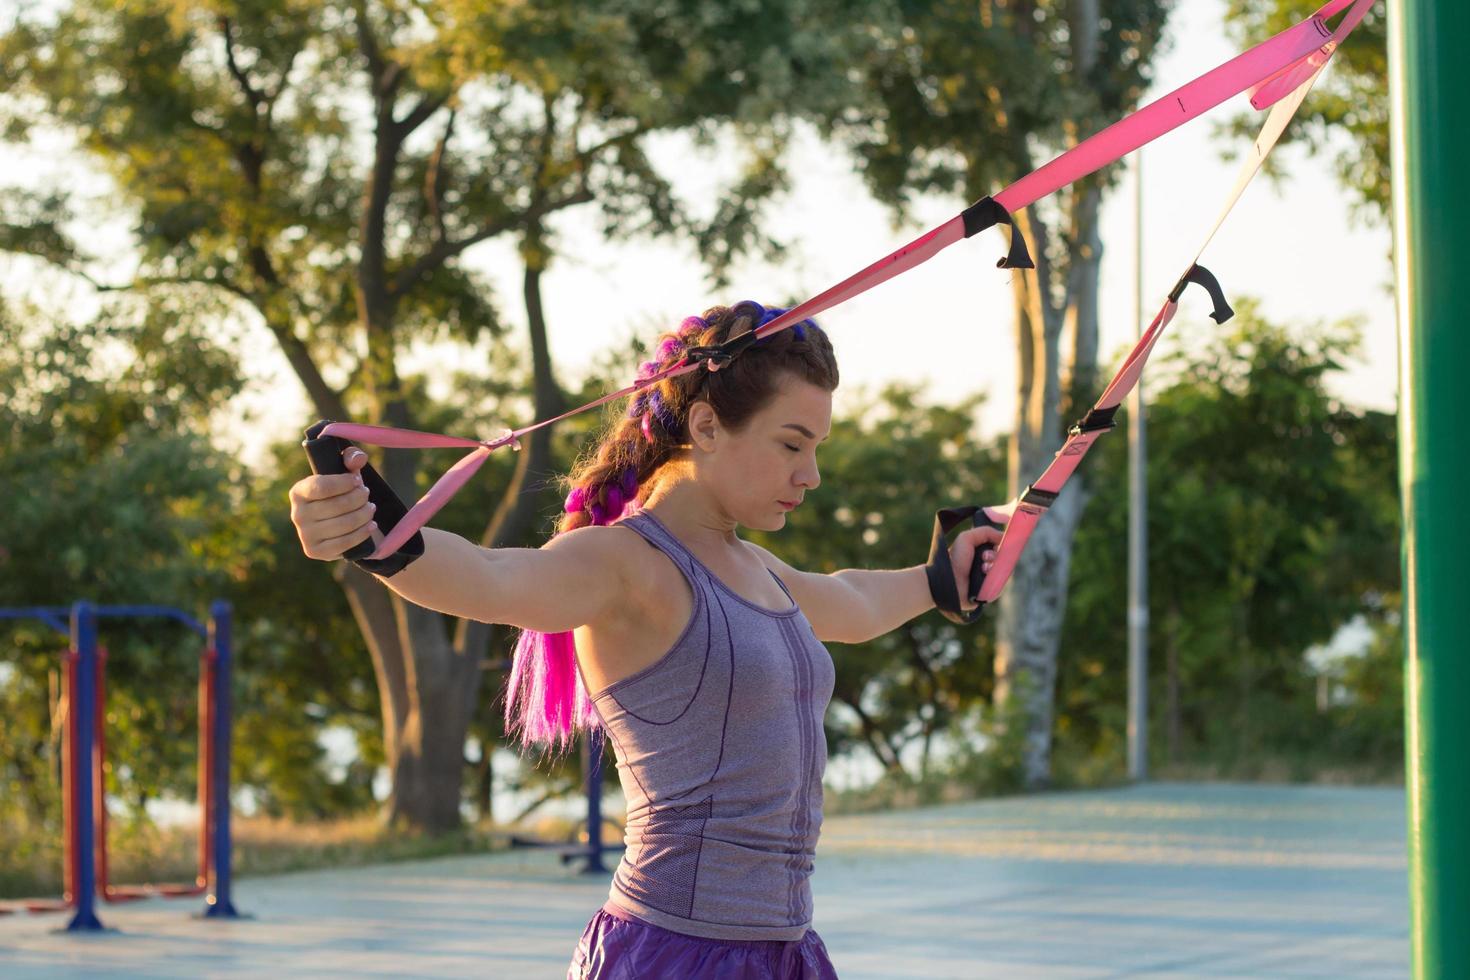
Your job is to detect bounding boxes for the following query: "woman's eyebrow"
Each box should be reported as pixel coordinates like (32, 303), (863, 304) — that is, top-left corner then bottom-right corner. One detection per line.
(782, 423), (822, 440)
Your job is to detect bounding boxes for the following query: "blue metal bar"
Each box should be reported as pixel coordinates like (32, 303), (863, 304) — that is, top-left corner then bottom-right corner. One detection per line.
(202, 600), (240, 918)
(65, 603), (105, 932)
(0, 607), (71, 634)
(4, 599), (236, 929)
(584, 730), (609, 875)
(1, 605), (206, 633)
(93, 606), (206, 636)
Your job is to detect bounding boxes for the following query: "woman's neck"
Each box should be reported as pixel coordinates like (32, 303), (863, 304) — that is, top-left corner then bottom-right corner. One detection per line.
(640, 481), (740, 555)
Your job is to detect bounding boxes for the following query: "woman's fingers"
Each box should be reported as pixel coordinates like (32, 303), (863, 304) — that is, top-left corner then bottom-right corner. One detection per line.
(949, 530), (1000, 609)
(289, 481), (376, 561)
(945, 506), (1013, 608)
(315, 496), (377, 540)
(290, 472), (360, 505)
(286, 444), (376, 561)
(299, 505), (377, 559)
(312, 518), (378, 559)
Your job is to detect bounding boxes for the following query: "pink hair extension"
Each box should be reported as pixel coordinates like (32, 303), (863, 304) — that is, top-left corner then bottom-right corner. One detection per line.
(506, 471), (642, 754)
(503, 301), (831, 754)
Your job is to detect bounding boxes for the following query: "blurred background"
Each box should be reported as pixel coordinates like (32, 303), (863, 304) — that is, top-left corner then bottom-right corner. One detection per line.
(0, 0), (1397, 899)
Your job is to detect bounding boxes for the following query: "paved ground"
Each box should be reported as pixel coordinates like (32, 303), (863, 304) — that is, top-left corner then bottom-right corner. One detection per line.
(0, 782), (1408, 978)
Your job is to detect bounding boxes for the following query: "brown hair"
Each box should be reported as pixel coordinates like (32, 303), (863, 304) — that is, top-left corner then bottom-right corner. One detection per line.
(558, 300), (839, 532)
(505, 301), (837, 752)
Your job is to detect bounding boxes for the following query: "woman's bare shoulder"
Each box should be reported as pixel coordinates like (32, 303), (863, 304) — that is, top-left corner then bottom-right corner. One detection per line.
(541, 521), (688, 639)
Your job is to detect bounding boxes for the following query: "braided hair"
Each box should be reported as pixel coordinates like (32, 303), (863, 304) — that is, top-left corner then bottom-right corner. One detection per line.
(504, 300), (838, 753)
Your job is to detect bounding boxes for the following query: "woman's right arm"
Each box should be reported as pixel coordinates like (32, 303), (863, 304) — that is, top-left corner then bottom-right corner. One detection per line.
(288, 461), (625, 633)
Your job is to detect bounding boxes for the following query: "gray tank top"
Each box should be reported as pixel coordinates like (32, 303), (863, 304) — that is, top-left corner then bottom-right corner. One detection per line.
(585, 511), (835, 942)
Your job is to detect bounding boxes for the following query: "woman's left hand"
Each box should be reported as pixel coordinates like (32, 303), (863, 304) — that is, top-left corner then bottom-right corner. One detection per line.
(949, 505), (1011, 610)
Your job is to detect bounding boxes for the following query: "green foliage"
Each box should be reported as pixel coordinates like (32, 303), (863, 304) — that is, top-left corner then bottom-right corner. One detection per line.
(0, 298), (385, 827)
(1056, 302), (1401, 782)
(0, 0), (876, 331)
(0, 0), (885, 829)
(0, 3), (1403, 853)
(828, 1), (1172, 210)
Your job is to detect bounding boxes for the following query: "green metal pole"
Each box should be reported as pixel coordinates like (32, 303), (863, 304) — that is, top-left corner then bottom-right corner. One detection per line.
(1390, 2), (1470, 977)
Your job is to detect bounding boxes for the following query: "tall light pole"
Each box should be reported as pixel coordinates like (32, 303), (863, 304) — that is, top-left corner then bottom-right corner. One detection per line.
(1127, 149), (1148, 783)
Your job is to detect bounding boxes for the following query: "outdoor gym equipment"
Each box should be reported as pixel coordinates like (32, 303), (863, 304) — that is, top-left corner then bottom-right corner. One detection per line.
(0, 601), (240, 931)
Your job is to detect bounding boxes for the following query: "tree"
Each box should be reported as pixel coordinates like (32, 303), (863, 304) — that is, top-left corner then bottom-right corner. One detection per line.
(1056, 303), (1400, 780)
(828, 0), (1173, 786)
(0, 290), (391, 826)
(1, 0), (872, 829)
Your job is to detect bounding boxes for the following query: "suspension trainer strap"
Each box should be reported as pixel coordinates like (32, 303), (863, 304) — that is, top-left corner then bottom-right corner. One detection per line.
(304, 0), (1375, 563)
(971, 51), (1346, 605)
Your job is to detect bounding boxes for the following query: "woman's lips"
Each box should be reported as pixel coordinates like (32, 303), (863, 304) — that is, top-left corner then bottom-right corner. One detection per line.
(778, 500), (799, 511)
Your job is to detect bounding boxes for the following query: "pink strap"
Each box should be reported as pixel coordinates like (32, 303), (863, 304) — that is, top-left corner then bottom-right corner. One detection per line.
(753, 0), (1370, 343)
(323, 0), (1373, 563)
(974, 44), (1354, 603)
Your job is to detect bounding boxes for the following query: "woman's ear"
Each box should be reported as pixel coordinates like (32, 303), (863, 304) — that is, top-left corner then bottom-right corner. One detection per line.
(687, 400), (720, 453)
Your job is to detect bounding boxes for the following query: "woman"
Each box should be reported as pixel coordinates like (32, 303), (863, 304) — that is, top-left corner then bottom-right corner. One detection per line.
(288, 301), (1005, 979)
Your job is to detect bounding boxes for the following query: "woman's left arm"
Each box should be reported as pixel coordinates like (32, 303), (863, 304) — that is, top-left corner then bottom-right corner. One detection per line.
(751, 519), (1005, 644)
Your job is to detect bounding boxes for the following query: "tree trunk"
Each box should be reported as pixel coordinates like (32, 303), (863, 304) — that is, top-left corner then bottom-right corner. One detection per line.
(992, 190), (1102, 789)
(472, 750), (493, 824)
(346, 248), (565, 832)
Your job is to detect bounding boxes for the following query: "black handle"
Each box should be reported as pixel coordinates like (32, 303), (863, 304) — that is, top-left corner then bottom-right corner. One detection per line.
(1168, 263), (1235, 324)
(926, 505), (1005, 625)
(966, 508), (1007, 607)
(301, 420), (375, 561)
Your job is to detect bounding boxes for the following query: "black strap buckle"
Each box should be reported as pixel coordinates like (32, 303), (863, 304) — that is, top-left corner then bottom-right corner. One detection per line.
(1068, 405), (1120, 437)
(1019, 485), (1058, 510)
(685, 327), (761, 369)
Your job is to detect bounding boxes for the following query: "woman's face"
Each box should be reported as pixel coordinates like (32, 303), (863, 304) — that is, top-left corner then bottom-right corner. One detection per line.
(690, 375), (833, 532)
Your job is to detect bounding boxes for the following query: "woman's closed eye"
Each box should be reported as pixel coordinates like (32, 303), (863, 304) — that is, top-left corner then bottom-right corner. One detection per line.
(783, 443), (801, 452)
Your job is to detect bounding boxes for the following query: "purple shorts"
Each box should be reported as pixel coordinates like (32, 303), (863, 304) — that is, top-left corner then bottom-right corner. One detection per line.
(567, 902), (840, 979)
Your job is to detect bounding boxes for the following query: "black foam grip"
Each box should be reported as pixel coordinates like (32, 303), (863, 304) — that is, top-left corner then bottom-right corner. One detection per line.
(925, 506), (1005, 625)
(300, 421), (426, 575)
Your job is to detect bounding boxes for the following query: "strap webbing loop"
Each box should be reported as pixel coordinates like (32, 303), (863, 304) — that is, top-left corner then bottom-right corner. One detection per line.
(300, 0), (1374, 567)
(960, 197), (1036, 269)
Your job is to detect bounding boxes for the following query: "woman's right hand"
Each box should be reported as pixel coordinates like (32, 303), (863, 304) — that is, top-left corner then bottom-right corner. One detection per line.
(288, 447), (379, 560)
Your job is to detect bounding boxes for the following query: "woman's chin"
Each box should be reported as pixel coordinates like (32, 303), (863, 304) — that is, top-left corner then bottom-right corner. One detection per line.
(746, 511), (787, 533)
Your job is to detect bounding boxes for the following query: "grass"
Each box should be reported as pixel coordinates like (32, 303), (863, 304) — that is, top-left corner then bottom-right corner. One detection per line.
(0, 811), (550, 902)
